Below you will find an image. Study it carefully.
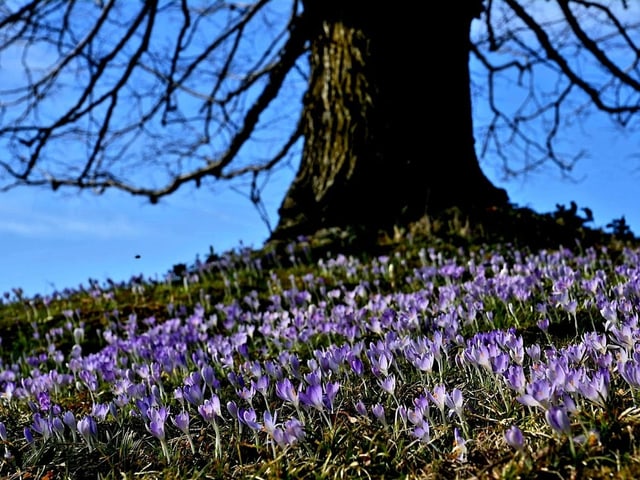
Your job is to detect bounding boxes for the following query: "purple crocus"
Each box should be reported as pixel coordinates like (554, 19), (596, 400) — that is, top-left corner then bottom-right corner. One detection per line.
(517, 379), (554, 410)
(537, 318), (550, 332)
(349, 355), (364, 376)
(36, 391), (51, 412)
(173, 411), (196, 454)
(354, 400), (367, 416)
(263, 411), (303, 448)
(201, 365), (219, 389)
(299, 384), (324, 411)
(254, 375), (270, 397)
(379, 375), (396, 396)
(62, 411), (76, 431)
(183, 383), (204, 406)
(412, 421), (431, 444)
(545, 406), (571, 435)
(147, 406), (169, 441)
(239, 408), (261, 431)
(618, 360), (640, 389)
(369, 350), (392, 377)
(275, 378), (299, 408)
(578, 369), (609, 406)
(452, 427), (467, 463)
(198, 395), (222, 424)
(304, 370), (322, 386)
(407, 407), (426, 427)
(428, 384), (448, 419)
(282, 417), (305, 445)
(30, 413), (52, 441)
(91, 402), (110, 421)
(372, 403), (386, 427)
(263, 410), (278, 437)
(237, 384), (256, 403)
(173, 411), (190, 434)
(504, 425), (525, 450)
(77, 415), (97, 449)
(445, 388), (464, 421)
(504, 365), (526, 393)
(23, 427), (34, 444)
(198, 395), (223, 458)
(51, 417), (65, 441)
(147, 406), (170, 461)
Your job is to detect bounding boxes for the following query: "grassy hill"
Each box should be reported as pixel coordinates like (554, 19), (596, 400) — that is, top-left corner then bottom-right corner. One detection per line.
(1, 205), (640, 479)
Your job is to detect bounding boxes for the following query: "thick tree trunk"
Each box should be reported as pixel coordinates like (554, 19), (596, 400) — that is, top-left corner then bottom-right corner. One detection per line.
(273, 1), (508, 240)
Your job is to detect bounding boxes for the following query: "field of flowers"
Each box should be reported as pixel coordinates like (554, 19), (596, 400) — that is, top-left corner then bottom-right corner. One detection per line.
(1, 237), (640, 478)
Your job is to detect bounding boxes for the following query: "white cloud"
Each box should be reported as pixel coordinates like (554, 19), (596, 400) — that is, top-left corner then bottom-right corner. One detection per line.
(0, 209), (145, 239)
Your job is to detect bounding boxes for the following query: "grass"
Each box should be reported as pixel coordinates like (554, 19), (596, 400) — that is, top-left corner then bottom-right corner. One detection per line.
(1, 204), (640, 479)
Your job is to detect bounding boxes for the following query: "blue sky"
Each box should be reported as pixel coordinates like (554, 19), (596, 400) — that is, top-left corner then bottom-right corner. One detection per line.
(1, 2), (638, 298)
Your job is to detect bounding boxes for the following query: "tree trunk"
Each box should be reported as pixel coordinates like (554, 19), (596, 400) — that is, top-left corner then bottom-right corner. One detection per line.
(273, 1), (508, 240)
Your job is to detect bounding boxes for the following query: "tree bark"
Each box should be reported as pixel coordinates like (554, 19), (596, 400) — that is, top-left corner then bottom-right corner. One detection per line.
(273, 1), (508, 240)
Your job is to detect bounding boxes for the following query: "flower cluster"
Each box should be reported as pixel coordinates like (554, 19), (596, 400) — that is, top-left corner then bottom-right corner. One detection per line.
(0, 243), (639, 474)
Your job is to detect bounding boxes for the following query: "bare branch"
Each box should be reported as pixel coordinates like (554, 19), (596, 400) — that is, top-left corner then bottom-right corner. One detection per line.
(503, 0), (640, 116)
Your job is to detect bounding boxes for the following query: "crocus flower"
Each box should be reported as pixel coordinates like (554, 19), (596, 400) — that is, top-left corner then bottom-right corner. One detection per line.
(275, 378), (299, 408)
(445, 388), (464, 422)
(198, 395), (222, 424)
(239, 408), (261, 431)
(354, 400), (367, 416)
(413, 351), (435, 372)
(237, 385), (256, 403)
(147, 406), (169, 441)
(173, 411), (196, 454)
(62, 410), (76, 435)
(578, 369), (609, 406)
(36, 391), (50, 412)
(349, 356), (364, 376)
(452, 427), (467, 462)
(545, 406), (571, 435)
(412, 421), (430, 444)
(91, 402), (110, 421)
(618, 360), (640, 389)
(304, 370), (322, 386)
(263, 411), (278, 437)
(504, 365), (526, 393)
(282, 418), (305, 445)
(254, 375), (269, 397)
(51, 417), (65, 441)
(183, 383), (204, 406)
(372, 403), (386, 427)
(407, 407), (425, 427)
(369, 350), (392, 377)
(504, 426), (525, 450)
(537, 318), (550, 332)
(201, 365), (218, 389)
(73, 327), (85, 344)
(324, 382), (340, 411)
(173, 411), (190, 434)
(299, 384), (324, 411)
(147, 406), (170, 461)
(31, 413), (52, 440)
(24, 427), (34, 444)
(379, 375), (396, 396)
(428, 384), (448, 420)
(77, 415), (97, 450)
(227, 400), (239, 419)
(517, 379), (554, 410)
(198, 395), (223, 458)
